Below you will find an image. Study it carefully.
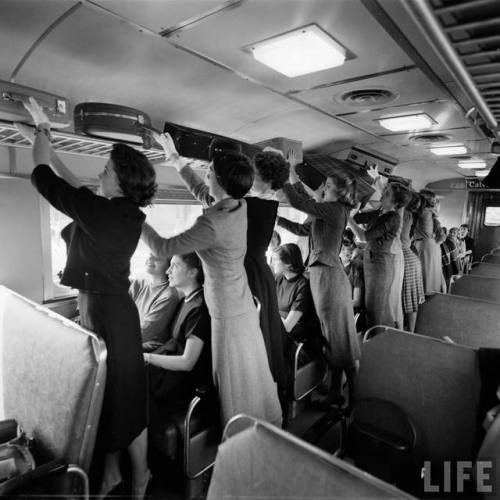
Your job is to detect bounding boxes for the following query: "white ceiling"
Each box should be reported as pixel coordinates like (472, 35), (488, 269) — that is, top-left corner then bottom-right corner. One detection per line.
(0, 0), (497, 187)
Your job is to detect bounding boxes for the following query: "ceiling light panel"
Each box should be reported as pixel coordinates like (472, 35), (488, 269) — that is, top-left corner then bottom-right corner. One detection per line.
(458, 159), (487, 169)
(377, 113), (435, 132)
(248, 24), (347, 77)
(430, 145), (467, 156)
(475, 170), (489, 178)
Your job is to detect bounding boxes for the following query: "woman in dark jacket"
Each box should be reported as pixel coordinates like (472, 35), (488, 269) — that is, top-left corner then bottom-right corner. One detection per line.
(277, 163), (359, 407)
(20, 99), (156, 499)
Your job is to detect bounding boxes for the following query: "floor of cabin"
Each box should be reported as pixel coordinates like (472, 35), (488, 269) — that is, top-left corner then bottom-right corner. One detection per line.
(101, 395), (342, 499)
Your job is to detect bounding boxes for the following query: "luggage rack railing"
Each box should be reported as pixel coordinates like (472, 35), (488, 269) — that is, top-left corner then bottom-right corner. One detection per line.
(0, 120), (208, 170)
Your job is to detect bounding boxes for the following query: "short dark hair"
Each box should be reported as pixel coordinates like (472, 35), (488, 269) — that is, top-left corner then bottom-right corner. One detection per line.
(328, 171), (357, 208)
(110, 143), (157, 206)
(419, 189), (437, 208)
(179, 252), (204, 286)
(213, 152), (254, 199)
(389, 182), (413, 209)
(460, 223), (469, 230)
(253, 151), (289, 190)
(276, 243), (305, 275)
(406, 192), (421, 213)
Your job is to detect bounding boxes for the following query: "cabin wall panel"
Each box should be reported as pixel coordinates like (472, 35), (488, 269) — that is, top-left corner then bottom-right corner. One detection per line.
(434, 189), (467, 231)
(0, 176), (44, 303)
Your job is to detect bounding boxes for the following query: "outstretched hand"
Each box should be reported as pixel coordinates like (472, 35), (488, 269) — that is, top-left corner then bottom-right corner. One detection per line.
(23, 97), (50, 127)
(153, 131), (179, 160)
(366, 163), (379, 180)
(286, 149), (300, 168)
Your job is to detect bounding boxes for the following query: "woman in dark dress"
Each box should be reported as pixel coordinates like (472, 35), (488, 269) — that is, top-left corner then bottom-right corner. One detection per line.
(245, 150), (290, 405)
(272, 243), (322, 366)
(20, 99), (156, 499)
(144, 253), (212, 442)
(277, 164), (359, 407)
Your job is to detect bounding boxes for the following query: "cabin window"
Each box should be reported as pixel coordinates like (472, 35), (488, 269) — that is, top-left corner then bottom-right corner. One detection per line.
(48, 206), (73, 298)
(45, 203), (202, 300)
(484, 205), (500, 227)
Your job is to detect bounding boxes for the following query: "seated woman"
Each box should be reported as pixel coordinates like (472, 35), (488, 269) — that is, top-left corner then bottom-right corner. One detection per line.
(340, 238), (364, 315)
(272, 244), (322, 365)
(144, 253), (211, 432)
(130, 253), (180, 350)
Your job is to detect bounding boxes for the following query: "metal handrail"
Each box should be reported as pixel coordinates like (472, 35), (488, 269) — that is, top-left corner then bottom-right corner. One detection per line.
(404, 0), (500, 141)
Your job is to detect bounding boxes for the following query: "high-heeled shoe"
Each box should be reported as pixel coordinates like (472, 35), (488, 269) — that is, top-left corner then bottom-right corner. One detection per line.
(132, 468), (152, 499)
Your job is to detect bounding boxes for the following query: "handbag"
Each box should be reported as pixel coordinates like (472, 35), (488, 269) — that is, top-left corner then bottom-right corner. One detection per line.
(0, 420), (36, 483)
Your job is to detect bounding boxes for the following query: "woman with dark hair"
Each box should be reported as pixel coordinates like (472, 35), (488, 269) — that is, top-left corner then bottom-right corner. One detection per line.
(277, 162), (359, 407)
(273, 243), (322, 367)
(142, 133), (281, 427)
(414, 189), (446, 294)
(144, 253), (212, 439)
(400, 192), (425, 332)
(20, 99), (156, 499)
(349, 181), (412, 330)
(244, 150), (289, 409)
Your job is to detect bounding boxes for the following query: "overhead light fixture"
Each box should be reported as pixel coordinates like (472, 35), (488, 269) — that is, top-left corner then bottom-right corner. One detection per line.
(458, 159), (487, 169)
(475, 170), (489, 178)
(430, 144), (467, 156)
(248, 24), (347, 77)
(377, 113), (435, 132)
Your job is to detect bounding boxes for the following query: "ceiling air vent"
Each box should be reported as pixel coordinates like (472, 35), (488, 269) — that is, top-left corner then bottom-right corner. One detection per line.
(337, 89), (399, 107)
(409, 133), (452, 144)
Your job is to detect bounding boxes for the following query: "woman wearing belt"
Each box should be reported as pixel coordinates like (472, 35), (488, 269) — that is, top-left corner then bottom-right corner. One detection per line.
(277, 163), (359, 407)
(142, 133), (281, 428)
(20, 99), (156, 499)
(414, 190), (446, 295)
(349, 182), (412, 330)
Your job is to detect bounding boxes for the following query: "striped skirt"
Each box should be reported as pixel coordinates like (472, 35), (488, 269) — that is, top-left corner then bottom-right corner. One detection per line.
(402, 247), (425, 314)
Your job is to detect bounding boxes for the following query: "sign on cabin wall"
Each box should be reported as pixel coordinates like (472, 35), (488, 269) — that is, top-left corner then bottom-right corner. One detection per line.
(466, 177), (488, 189)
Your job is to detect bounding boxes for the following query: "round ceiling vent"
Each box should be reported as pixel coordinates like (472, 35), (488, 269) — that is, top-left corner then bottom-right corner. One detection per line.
(409, 133), (453, 144)
(337, 89), (399, 107)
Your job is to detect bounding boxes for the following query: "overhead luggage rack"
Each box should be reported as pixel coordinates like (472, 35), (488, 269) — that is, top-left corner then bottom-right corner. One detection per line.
(0, 120), (166, 162)
(406, 0), (500, 140)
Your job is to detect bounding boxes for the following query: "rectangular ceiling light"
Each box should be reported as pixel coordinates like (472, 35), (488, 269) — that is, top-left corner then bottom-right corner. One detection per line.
(377, 113), (435, 132)
(430, 144), (467, 156)
(249, 24), (347, 77)
(458, 159), (487, 169)
(475, 170), (489, 178)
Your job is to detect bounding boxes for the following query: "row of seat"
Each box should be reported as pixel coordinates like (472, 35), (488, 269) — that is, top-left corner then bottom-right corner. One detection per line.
(206, 258), (500, 497)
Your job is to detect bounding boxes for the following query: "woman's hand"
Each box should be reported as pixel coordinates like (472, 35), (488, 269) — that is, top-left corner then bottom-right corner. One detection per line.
(286, 149), (300, 168)
(366, 163), (379, 181)
(153, 131), (178, 158)
(24, 97), (50, 128)
(153, 131), (187, 171)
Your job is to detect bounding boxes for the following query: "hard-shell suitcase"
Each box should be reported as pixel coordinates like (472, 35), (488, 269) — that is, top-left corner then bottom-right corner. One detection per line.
(74, 102), (152, 149)
(163, 121), (260, 161)
(0, 80), (70, 128)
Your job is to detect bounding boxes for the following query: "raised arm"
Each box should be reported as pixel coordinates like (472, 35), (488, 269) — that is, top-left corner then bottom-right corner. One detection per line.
(153, 131), (213, 207)
(20, 98), (82, 189)
(276, 216), (311, 236)
(141, 215), (217, 259)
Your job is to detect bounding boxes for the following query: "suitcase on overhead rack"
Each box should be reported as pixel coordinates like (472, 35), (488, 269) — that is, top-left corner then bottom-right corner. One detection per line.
(163, 121), (260, 161)
(0, 80), (70, 128)
(74, 102), (152, 149)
